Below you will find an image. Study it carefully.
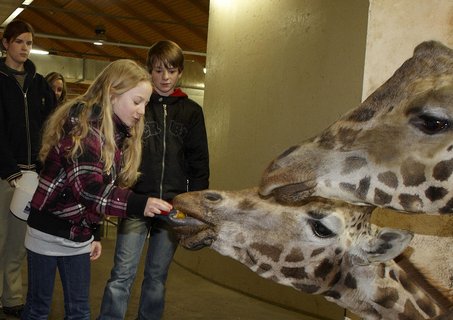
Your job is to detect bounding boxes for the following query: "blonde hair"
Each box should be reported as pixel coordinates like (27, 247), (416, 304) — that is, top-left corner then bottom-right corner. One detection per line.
(40, 59), (151, 188)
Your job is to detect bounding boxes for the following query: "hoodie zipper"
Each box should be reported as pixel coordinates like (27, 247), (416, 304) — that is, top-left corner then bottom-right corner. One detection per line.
(159, 104), (167, 199)
(24, 91), (31, 165)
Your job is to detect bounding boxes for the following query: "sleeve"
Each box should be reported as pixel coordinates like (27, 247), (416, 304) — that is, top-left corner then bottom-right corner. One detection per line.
(0, 84), (21, 181)
(185, 105), (210, 191)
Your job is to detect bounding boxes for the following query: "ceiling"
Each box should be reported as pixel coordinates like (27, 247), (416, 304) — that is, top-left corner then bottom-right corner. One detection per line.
(0, 0), (209, 65)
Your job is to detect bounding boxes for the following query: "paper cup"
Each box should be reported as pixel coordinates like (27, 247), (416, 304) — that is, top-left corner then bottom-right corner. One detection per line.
(10, 171), (39, 221)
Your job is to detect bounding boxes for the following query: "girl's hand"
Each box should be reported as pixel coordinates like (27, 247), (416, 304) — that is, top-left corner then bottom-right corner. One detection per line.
(144, 198), (172, 217)
(90, 241), (102, 261)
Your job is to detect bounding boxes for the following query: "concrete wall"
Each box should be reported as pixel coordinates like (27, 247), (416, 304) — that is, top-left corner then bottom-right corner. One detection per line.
(174, 1), (369, 319)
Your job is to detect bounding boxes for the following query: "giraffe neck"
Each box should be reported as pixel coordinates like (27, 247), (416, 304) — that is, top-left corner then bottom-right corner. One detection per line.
(324, 256), (451, 319)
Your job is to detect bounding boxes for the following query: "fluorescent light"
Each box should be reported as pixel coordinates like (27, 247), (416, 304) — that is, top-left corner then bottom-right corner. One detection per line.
(1, 0), (34, 27)
(1, 8), (24, 27)
(31, 49), (49, 55)
(93, 41), (103, 46)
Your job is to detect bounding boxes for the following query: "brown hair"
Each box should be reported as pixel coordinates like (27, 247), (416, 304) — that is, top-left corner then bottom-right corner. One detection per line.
(146, 40), (184, 72)
(45, 72), (67, 104)
(1, 20), (34, 52)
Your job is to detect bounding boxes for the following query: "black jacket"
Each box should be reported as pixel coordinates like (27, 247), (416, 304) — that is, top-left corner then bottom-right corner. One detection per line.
(0, 58), (56, 182)
(133, 88), (209, 201)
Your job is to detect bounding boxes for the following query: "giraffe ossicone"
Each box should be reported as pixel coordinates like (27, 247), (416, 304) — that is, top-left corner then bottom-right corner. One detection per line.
(172, 188), (452, 319)
(259, 41), (453, 215)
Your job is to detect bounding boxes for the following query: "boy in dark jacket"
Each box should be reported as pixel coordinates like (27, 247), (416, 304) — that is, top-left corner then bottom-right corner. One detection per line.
(99, 40), (210, 320)
(0, 20), (56, 318)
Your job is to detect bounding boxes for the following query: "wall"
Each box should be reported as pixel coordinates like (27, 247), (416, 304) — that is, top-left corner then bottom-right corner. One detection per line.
(174, 0), (369, 319)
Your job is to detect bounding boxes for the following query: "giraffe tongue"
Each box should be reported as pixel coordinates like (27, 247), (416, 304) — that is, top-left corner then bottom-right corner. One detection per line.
(167, 209), (205, 227)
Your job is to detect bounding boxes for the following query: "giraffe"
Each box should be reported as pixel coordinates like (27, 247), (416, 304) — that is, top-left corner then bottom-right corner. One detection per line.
(170, 188), (452, 319)
(259, 40), (453, 215)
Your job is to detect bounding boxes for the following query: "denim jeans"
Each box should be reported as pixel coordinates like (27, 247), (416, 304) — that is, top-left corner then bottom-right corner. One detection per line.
(21, 250), (90, 320)
(98, 216), (178, 320)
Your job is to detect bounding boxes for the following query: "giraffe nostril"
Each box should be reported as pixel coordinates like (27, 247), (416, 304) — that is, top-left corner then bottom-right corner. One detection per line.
(204, 192), (222, 202)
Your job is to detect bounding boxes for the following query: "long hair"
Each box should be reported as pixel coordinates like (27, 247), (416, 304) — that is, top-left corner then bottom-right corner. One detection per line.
(40, 59), (151, 188)
(45, 71), (67, 105)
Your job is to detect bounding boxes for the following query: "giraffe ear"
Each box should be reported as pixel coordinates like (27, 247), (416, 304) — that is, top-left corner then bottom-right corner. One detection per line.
(365, 228), (414, 263)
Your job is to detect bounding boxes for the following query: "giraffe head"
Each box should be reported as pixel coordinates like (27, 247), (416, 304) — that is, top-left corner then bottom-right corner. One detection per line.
(259, 41), (453, 214)
(172, 188), (450, 318)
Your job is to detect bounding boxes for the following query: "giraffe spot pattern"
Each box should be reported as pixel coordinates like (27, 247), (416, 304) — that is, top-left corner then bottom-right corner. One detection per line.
(398, 272), (418, 295)
(355, 177), (371, 200)
(328, 271), (342, 287)
(400, 159), (426, 186)
(346, 106), (376, 122)
(314, 259), (334, 280)
(399, 194), (423, 211)
(285, 248), (305, 262)
(374, 188), (393, 205)
(398, 300), (421, 320)
(377, 171), (399, 189)
(440, 197), (453, 213)
(293, 283), (320, 294)
(344, 272), (357, 289)
(238, 199), (256, 211)
(425, 186), (448, 201)
(373, 287), (399, 308)
(257, 263), (272, 274)
(432, 158), (453, 181)
(317, 130), (336, 150)
(337, 128), (361, 148)
(310, 248), (324, 257)
(250, 243), (282, 262)
(281, 266), (308, 279)
(342, 156), (367, 175)
(416, 297), (437, 318)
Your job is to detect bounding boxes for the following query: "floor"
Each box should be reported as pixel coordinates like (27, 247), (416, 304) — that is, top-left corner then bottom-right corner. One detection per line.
(7, 227), (319, 320)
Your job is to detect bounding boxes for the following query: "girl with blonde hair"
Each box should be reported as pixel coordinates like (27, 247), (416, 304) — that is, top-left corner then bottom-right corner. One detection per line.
(22, 59), (172, 320)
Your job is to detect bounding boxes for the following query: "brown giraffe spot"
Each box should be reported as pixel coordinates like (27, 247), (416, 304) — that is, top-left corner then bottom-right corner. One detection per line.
(398, 272), (418, 295)
(337, 128), (361, 148)
(281, 266), (308, 279)
(250, 243), (282, 262)
(440, 197), (453, 213)
(314, 258), (334, 280)
(389, 269), (398, 282)
(399, 194), (423, 211)
(400, 159), (426, 186)
(328, 271), (342, 287)
(317, 130), (336, 150)
(433, 158), (453, 181)
(342, 156), (367, 175)
(397, 300), (421, 320)
(340, 182), (356, 193)
(374, 188), (393, 206)
(356, 177), (371, 200)
(425, 186), (448, 201)
(346, 106), (376, 122)
(256, 263), (272, 274)
(238, 199), (255, 211)
(334, 248), (342, 255)
(310, 248), (324, 257)
(275, 145), (298, 161)
(285, 248), (305, 262)
(344, 272), (357, 289)
(373, 287), (399, 308)
(416, 297), (437, 318)
(293, 283), (320, 294)
(377, 171), (399, 189)
(377, 263), (386, 278)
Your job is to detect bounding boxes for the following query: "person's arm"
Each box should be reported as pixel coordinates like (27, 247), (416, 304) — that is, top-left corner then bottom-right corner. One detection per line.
(185, 106), (210, 191)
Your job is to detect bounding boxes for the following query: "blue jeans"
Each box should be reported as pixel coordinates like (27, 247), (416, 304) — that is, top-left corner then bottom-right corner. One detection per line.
(98, 216), (178, 320)
(21, 250), (91, 320)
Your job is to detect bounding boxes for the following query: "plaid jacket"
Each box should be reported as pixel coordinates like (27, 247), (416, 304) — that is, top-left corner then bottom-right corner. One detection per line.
(28, 106), (146, 242)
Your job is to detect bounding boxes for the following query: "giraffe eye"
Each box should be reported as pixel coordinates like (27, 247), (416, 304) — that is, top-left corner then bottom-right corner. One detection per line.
(309, 220), (335, 238)
(410, 114), (450, 135)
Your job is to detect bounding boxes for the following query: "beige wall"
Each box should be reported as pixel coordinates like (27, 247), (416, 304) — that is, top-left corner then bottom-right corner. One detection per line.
(174, 0), (369, 319)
